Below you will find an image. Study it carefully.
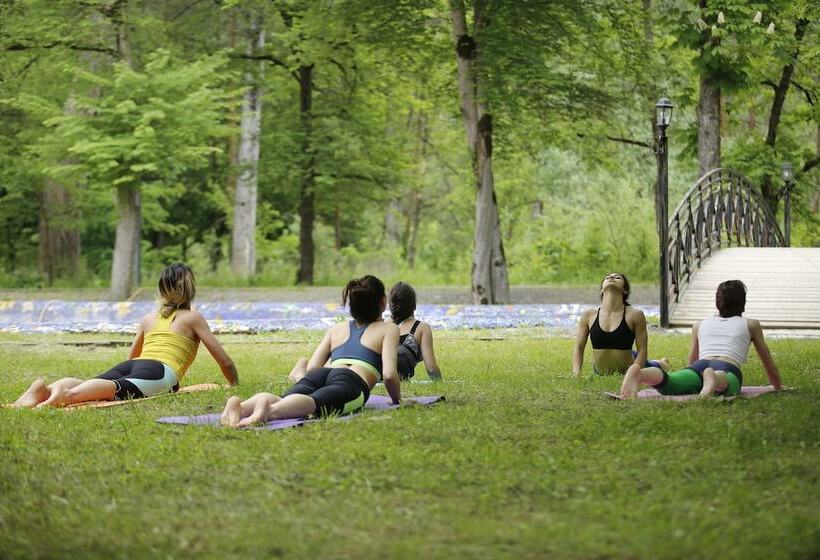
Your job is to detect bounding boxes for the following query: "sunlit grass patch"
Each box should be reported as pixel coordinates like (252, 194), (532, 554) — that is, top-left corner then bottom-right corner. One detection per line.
(1, 331), (818, 559)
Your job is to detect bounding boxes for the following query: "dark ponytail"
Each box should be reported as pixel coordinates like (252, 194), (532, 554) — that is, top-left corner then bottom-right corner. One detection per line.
(389, 282), (416, 324)
(342, 275), (385, 323)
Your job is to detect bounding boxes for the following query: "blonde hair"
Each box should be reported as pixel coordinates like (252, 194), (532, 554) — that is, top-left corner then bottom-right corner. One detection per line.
(158, 263), (196, 318)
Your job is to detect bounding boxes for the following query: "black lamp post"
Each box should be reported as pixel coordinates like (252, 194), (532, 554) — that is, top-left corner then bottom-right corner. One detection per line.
(781, 162), (794, 246)
(656, 97), (673, 328)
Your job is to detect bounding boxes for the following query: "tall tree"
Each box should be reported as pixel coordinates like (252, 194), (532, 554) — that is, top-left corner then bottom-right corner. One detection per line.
(697, 0), (722, 176)
(450, 0), (509, 304)
(35, 51), (235, 298)
(107, 0), (142, 298)
(231, 16), (265, 277)
(759, 17), (811, 213)
(296, 62), (316, 284)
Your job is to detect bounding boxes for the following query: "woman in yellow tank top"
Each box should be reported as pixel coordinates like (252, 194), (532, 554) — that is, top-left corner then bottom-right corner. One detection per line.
(13, 263), (238, 408)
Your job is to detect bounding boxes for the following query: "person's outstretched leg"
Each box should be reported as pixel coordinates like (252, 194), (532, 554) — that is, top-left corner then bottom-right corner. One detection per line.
(37, 379), (116, 408)
(221, 393), (281, 427)
(620, 365), (665, 398)
(238, 394), (316, 426)
(20, 378), (84, 408)
(13, 378), (51, 408)
(288, 358), (308, 383)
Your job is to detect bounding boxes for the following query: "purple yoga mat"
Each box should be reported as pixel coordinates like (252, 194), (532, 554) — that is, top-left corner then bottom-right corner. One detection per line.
(156, 394), (445, 430)
(604, 385), (780, 401)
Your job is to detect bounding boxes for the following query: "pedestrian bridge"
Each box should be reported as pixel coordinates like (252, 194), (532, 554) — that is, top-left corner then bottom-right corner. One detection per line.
(665, 169), (820, 328)
(669, 247), (820, 328)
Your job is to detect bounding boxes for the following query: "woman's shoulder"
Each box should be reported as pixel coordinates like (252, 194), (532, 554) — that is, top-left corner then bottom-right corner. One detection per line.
(416, 320), (433, 334)
(625, 306), (646, 322)
(174, 308), (204, 322)
(580, 308), (597, 322)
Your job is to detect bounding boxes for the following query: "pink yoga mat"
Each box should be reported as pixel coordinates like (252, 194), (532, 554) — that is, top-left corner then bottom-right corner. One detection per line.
(156, 394), (445, 430)
(604, 385), (782, 401)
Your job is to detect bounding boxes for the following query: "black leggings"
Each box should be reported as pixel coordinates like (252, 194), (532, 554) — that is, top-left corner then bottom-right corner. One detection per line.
(282, 367), (370, 417)
(96, 359), (179, 400)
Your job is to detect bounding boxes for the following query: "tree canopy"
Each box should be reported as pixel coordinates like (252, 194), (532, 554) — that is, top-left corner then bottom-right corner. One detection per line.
(0, 0), (818, 293)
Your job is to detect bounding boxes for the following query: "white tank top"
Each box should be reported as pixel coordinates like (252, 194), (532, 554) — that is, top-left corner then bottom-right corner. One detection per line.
(698, 315), (751, 364)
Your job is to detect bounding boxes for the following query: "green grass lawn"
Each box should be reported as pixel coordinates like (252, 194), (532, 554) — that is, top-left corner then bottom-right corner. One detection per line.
(1, 329), (818, 559)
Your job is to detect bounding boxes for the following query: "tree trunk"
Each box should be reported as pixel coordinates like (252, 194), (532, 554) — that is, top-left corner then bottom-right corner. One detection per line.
(405, 108), (428, 269)
(225, 10), (239, 271)
(230, 21), (264, 276)
(641, 0), (663, 239)
(406, 191), (422, 269)
(760, 18), (809, 215)
(110, 183), (141, 300)
(109, 2), (140, 300)
(297, 64), (316, 285)
(696, 0), (721, 178)
(38, 180), (81, 285)
(451, 0), (510, 304)
(385, 199), (403, 246)
(334, 204), (341, 251)
(813, 125), (820, 214)
(697, 75), (721, 177)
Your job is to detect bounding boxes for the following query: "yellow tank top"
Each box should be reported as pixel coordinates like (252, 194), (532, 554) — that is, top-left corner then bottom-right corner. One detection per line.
(138, 311), (198, 379)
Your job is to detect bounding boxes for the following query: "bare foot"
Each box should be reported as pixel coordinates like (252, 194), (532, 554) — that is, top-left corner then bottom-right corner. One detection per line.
(36, 383), (68, 408)
(657, 357), (670, 372)
(238, 398), (272, 427)
(13, 379), (50, 409)
(288, 358), (308, 383)
(237, 412), (268, 427)
(220, 396), (242, 428)
(619, 390), (638, 399)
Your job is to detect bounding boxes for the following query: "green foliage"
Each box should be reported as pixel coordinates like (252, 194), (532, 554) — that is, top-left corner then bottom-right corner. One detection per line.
(35, 50), (236, 195)
(0, 0), (818, 289)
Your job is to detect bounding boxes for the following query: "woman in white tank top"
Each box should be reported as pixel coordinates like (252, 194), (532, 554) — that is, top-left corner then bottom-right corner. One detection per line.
(620, 280), (782, 398)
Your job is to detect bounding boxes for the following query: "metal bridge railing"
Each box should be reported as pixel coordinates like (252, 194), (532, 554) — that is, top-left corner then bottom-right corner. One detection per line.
(664, 168), (785, 316)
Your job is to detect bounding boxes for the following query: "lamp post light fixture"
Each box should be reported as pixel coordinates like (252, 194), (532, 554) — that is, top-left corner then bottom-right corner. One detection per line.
(656, 97), (673, 129)
(656, 97), (673, 328)
(781, 162), (794, 246)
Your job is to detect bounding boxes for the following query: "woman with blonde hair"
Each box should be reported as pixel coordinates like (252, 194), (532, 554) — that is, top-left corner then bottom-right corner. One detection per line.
(13, 262), (238, 408)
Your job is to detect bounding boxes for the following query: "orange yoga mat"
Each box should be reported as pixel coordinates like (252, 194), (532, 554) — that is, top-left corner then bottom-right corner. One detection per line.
(4, 383), (225, 409)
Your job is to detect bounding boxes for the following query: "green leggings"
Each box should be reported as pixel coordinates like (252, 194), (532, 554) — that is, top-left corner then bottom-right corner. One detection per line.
(654, 368), (741, 396)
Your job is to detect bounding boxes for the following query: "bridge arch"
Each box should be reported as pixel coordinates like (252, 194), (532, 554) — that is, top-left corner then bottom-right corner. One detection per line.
(663, 168), (785, 321)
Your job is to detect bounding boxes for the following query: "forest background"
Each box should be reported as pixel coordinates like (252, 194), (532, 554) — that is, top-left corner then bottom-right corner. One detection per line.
(1, 0), (818, 302)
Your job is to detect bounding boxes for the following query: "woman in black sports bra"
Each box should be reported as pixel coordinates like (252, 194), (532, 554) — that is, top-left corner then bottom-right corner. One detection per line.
(286, 281), (444, 384)
(572, 272), (667, 376)
(389, 282), (443, 381)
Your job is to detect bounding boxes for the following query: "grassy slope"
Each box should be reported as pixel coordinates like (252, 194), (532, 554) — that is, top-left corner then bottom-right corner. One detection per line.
(0, 330), (818, 559)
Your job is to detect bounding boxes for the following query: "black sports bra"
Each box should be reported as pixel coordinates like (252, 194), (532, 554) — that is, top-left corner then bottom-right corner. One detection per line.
(398, 320), (422, 362)
(589, 308), (635, 350)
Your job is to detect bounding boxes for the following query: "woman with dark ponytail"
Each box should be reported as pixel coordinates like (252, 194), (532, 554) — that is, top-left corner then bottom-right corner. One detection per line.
(13, 263), (238, 408)
(389, 282), (442, 381)
(221, 275), (400, 427)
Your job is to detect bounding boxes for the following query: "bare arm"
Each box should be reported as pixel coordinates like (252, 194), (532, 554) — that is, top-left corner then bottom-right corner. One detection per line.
(632, 310), (648, 367)
(192, 313), (238, 386)
(687, 322), (700, 365)
(307, 330), (332, 370)
(419, 323), (442, 380)
(749, 319), (782, 389)
(572, 310), (592, 376)
(381, 322), (401, 404)
(128, 320), (146, 359)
